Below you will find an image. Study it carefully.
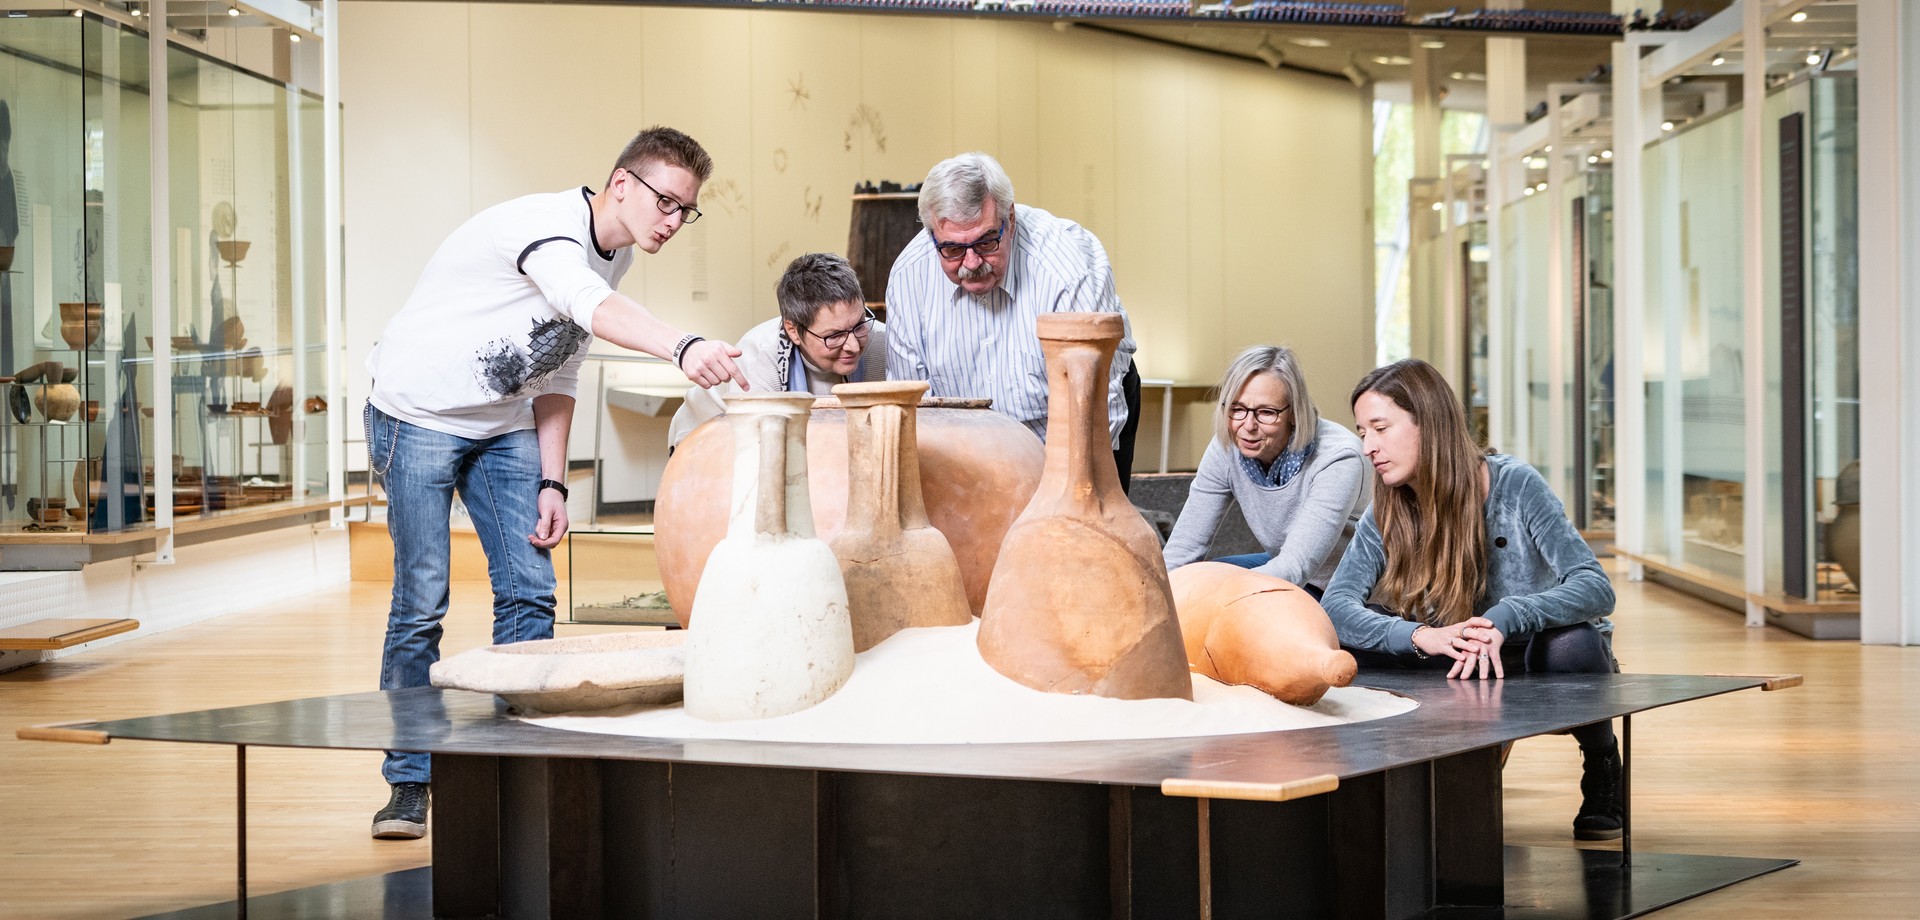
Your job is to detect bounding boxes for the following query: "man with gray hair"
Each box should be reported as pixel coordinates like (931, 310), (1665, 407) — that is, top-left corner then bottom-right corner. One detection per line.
(669, 252), (887, 446)
(884, 152), (1142, 491)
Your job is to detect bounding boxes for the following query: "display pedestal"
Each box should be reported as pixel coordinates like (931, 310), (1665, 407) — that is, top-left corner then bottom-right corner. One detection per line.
(46, 670), (1797, 920)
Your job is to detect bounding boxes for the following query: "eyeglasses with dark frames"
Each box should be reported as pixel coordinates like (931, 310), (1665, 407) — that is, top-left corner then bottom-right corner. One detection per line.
(1228, 404), (1291, 427)
(929, 219), (1006, 262)
(798, 306), (877, 350)
(622, 168), (703, 224)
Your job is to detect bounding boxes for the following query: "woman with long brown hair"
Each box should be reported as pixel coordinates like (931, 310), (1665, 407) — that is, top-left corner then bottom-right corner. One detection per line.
(1321, 359), (1622, 840)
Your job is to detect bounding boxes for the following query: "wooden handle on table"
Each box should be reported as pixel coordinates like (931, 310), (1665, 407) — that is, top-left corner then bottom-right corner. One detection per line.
(1705, 673), (1804, 691)
(1161, 774), (1339, 802)
(17, 720), (110, 744)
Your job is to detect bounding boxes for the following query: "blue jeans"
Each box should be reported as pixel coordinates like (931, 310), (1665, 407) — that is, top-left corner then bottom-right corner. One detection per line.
(368, 403), (555, 784)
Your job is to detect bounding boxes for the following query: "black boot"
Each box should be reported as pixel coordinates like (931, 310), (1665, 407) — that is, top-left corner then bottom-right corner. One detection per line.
(1574, 742), (1624, 841)
(372, 782), (430, 840)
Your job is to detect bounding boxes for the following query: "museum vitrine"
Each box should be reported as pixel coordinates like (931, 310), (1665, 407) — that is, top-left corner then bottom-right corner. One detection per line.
(1575, 167), (1615, 535)
(1639, 72), (1858, 601)
(0, 12), (330, 537)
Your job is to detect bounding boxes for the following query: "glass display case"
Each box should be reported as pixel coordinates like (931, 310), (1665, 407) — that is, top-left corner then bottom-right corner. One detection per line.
(1461, 220), (1490, 446)
(165, 40), (329, 519)
(0, 14), (151, 534)
(1631, 64), (1859, 620)
(1498, 185), (1559, 482)
(0, 12), (329, 538)
(1575, 168), (1615, 534)
(1806, 75), (1859, 599)
(1642, 104), (1745, 579)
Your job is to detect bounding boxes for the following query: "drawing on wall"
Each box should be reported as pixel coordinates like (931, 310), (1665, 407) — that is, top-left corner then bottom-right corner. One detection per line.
(844, 105), (887, 154)
(773, 148), (790, 174)
(786, 75), (811, 111)
(803, 186), (823, 222)
(706, 178), (749, 218)
(766, 241), (792, 271)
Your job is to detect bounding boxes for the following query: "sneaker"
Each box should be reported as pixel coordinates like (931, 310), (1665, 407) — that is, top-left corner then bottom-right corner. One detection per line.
(1573, 743), (1624, 841)
(371, 782), (429, 840)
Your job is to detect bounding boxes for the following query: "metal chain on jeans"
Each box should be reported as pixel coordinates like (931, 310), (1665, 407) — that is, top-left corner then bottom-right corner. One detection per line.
(365, 401), (400, 476)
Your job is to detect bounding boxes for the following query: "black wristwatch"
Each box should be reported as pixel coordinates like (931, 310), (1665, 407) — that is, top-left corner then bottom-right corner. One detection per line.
(538, 478), (569, 499)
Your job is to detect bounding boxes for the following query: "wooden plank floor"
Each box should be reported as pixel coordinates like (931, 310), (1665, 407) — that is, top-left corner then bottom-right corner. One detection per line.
(1, 563), (1915, 919)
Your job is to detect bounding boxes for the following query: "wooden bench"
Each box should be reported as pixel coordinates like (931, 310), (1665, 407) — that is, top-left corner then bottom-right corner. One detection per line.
(0, 618), (139, 651)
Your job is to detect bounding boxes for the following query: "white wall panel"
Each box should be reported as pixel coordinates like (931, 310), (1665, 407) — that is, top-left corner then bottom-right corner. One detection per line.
(339, 4), (1371, 470)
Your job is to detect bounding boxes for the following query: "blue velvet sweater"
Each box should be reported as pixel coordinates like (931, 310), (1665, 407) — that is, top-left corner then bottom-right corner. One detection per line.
(1320, 453), (1615, 654)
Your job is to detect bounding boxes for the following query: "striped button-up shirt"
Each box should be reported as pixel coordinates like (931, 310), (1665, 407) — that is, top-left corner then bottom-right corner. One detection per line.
(884, 204), (1136, 445)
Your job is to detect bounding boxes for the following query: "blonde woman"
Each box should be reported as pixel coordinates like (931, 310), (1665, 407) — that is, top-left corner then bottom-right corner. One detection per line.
(1162, 346), (1370, 599)
(1322, 358), (1621, 840)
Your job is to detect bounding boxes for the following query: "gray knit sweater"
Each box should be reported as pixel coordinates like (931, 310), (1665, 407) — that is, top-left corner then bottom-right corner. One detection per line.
(1162, 418), (1371, 590)
(1321, 453), (1615, 654)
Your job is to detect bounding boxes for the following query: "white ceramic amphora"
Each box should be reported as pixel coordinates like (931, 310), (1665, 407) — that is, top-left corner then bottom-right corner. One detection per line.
(683, 392), (855, 721)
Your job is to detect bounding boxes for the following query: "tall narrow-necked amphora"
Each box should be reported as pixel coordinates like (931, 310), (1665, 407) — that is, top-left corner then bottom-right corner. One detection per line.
(830, 381), (972, 651)
(683, 393), (855, 721)
(976, 313), (1191, 700)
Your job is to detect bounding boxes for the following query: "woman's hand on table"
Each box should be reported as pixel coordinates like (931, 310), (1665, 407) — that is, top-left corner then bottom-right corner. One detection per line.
(1412, 617), (1506, 679)
(1444, 618), (1505, 680)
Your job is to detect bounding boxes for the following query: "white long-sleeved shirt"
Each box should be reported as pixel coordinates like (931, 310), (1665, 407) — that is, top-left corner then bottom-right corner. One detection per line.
(368, 186), (629, 438)
(884, 204), (1134, 445)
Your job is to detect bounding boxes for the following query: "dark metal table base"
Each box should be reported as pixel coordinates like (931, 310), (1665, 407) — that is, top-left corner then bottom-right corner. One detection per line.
(134, 850), (1794, 920)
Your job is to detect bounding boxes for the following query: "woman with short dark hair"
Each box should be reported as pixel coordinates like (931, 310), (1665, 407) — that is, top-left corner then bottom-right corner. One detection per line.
(669, 253), (886, 446)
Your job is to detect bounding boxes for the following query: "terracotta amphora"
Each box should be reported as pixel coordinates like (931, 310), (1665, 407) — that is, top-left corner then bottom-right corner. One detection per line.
(657, 397), (1043, 627)
(1169, 562), (1358, 707)
(682, 392), (855, 721)
(829, 380), (972, 651)
(976, 313), (1191, 701)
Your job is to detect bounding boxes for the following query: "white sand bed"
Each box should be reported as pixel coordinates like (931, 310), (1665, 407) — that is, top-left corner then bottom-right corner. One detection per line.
(526, 621), (1415, 745)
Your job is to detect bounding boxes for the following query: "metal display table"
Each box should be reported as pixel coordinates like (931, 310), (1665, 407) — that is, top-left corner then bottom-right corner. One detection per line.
(32, 670), (1798, 920)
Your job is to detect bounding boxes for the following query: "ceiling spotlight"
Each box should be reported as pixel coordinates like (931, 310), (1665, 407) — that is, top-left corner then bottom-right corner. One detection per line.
(227, 5), (240, 15)
(1524, 187), (1537, 197)
(1711, 54), (1726, 66)
(1661, 120), (1676, 131)
(72, 8), (83, 16)
(1252, 36), (1285, 70)
(1790, 11), (1807, 23)
(1289, 37), (1331, 48)
(1431, 201), (1444, 211)
(1535, 182), (1547, 192)
(1543, 145), (1553, 153)
(130, 4), (141, 15)
(1601, 149), (1613, 159)
(1806, 51), (1823, 66)
(288, 32), (300, 42)
(1421, 40), (1446, 50)
(1588, 155), (1599, 164)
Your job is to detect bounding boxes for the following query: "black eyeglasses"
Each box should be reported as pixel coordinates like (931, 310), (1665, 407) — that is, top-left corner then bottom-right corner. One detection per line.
(929, 219), (1006, 262)
(622, 168), (703, 224)
(799, 307), (876, 350)
(1228, 404), (1291, 427)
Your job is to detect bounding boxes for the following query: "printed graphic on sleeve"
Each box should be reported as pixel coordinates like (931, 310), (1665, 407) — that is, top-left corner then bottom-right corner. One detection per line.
(474, 318), (589, 399)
